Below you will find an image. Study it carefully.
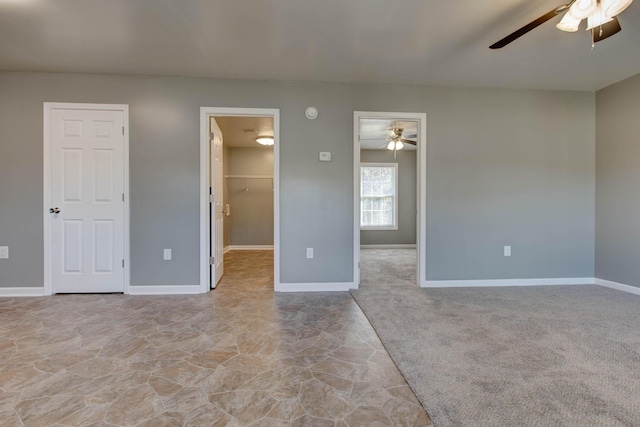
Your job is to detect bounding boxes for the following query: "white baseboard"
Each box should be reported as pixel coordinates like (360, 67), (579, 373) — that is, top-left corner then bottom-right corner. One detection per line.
(594, 278), (640, 296)
(7, 279), (637, 297)
(0, 287), (45, 297)
(226, 245), (274, 251)
(128, 285), (203, 295)
(421, 277), (596, 288)
(360, 244), (416, 249)
(275, 282), (356, 292)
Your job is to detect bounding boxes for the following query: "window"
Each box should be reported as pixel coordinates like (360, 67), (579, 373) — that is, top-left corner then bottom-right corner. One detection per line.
(360, 163), (398, 230)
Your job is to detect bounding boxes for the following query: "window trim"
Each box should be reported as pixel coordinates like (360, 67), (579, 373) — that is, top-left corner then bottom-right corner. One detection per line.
(360, 162), (399, 231)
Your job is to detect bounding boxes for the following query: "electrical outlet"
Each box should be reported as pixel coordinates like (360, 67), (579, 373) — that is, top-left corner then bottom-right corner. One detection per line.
(504, 246), (511, 257)
(163, 249), (172, 261)
(0, 246), (8, 259)
(306, 248), (314, 259)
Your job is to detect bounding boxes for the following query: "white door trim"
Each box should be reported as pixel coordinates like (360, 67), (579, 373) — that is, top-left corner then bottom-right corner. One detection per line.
(199, 107), (280, 293)
(353, 111), (427, 288)
(43, 102), (130, 296)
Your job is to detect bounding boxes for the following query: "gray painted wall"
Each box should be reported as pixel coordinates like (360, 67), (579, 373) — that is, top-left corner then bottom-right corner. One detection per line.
(360, 150), (416, 245)
(226, 147), (274, 246)
(0, 72), (595, 287)
(595, 72), (640, 288)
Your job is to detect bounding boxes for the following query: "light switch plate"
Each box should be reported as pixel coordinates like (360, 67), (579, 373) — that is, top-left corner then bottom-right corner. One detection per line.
(319, 152), (331, 162)
(163, 249), (172, 261)
(504, 246), (511, 257)
(0, 246), (8, 259)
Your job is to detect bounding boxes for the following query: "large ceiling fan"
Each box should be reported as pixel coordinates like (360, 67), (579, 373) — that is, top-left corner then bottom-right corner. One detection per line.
(489, 0), (633, 49)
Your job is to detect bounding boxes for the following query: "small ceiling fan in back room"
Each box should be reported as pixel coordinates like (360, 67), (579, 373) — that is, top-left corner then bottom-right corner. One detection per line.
(378, 126), (416, 159)
(489, 0), (634, 49)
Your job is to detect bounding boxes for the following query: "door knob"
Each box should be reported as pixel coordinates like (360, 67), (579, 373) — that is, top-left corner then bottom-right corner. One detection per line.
(49, 207), (60, 214)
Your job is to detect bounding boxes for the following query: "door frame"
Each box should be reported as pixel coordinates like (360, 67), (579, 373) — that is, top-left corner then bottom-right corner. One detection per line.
(43, 102), (131, 296)
(199, 107), (280, 293)
(353, 111), (427, 287)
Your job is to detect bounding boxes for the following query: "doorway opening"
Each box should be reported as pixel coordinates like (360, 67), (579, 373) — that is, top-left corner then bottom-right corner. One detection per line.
(199, 108), (280, 293)
(353, 111), (426, 288)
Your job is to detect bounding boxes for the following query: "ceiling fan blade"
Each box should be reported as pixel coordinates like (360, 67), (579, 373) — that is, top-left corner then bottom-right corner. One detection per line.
(489, 3), (570, 49)
(593, 17), (621, 43)
(401, 138), (417, 145)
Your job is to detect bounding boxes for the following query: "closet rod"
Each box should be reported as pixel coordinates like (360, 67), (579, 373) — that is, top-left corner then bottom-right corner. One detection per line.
(225, 175), (273, 179)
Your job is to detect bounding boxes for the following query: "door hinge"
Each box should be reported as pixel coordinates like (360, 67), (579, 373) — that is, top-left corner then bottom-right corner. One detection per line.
(122, 126), (125, 136)
(209, 194), (214, 203)
(209, 131), (214, 140)
(122, 193), (125, 202)
(122, 259), (125, 268)
(209, 257), (215, 265)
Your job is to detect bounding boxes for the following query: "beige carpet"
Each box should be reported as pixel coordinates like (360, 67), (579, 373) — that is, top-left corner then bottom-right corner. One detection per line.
(359, 249), (417, 289)
(353, 250), (640, 426)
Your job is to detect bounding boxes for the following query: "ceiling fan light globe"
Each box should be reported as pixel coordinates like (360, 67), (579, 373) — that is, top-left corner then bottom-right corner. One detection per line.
(556, 13), (582, 32)
(386, 141), (396, 150)
(395, 141), (404, 150)
(586, 6), (614, 30)
(568, 0), (598, 19)
(601, 0), (633, 17)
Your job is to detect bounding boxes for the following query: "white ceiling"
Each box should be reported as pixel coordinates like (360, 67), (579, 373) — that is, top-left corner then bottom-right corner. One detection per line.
(360, 119), (418, 150)
(1, 0), (639, 91)
(215, 116), (274, 148)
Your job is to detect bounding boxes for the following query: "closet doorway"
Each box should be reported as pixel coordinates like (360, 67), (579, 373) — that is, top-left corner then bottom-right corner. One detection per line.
(200, 108), (280, 292)
(353, 111), (427, 288)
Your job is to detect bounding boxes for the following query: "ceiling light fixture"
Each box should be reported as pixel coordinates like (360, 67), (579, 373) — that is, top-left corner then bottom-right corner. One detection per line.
(601, 0), (634, 16)
(567, 0), (598, 20)
(256, 136), (274, 146)
(586, 6), (614, 29)
(556, 12), (582, 31)
(556, 0), (633, 32)
(386, 140), (404, 151)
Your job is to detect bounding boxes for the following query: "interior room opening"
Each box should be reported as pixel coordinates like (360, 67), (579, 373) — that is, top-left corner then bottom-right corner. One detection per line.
(358, 117), (419, 288)
(209, 115), (275, 291)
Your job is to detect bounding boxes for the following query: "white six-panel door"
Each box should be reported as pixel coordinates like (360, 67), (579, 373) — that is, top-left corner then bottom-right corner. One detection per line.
(210, 117), (224, 287)
(47, 106), (126, 293)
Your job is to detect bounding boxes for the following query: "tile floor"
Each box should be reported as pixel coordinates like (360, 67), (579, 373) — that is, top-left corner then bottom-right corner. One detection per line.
(0, 250), (432, 426)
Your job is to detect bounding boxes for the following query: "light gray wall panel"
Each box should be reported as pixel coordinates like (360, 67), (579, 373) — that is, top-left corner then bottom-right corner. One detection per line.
(0, 91), (42, 288)
(227, 147), (274, 246)
(360, 150), (416, 245)
(595, 73), (640, 288)
(352, 85), (595, 280)
(0, 72), (595, 288)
